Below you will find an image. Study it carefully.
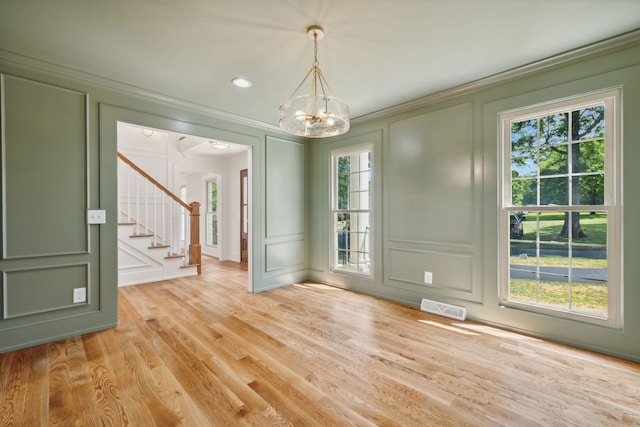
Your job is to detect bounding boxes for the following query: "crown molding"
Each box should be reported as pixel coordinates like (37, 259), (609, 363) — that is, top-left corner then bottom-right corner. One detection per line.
(0, 49), (281, 134)
(2, 28), (638, 133)
(352, 28), (640, 125)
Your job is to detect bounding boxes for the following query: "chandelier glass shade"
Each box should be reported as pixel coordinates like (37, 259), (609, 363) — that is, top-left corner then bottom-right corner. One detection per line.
(279, 26), (350, 138)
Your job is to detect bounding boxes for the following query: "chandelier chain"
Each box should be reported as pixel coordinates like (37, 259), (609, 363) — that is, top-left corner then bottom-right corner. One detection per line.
(313, 34), (319, 68)
(311, 32), (328, 104)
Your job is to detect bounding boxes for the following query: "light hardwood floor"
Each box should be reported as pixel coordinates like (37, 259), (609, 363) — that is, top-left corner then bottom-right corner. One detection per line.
(1, 257), (639, 426)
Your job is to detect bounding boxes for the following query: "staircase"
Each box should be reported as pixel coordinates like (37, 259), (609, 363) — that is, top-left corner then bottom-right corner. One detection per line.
(117, 222), (198, 286)
(117, 152), (201, 287)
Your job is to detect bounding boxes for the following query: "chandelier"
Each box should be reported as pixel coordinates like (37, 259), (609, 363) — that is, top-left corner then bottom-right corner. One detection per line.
(279, 25), (350, 138)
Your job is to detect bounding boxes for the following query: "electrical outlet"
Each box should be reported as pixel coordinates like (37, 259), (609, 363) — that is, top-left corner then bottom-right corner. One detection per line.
(87, 209), (106, 224)
(73, 287), (86, 303)
(424, 271), (433, 284)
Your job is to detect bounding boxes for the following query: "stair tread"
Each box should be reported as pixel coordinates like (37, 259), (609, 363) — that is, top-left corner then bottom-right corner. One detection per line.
(130, 233), (154, 238)
(118, 222), (136, 226)
(148, 244), (170, 249)
(180, 264), (199, 269)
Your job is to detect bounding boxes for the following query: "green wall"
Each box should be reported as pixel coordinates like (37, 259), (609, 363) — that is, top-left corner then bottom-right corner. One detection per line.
(1, 33), (638, 361)
(0, 53), (307, 353)
(0, 73), (112, 351)
(308, 36), (640, 361)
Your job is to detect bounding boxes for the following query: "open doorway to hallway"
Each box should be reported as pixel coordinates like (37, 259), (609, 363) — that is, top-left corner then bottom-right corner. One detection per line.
(116, 121), (252, 289)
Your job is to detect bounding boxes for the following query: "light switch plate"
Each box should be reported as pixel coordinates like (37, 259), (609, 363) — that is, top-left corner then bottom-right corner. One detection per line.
(87, 209), (106, 224)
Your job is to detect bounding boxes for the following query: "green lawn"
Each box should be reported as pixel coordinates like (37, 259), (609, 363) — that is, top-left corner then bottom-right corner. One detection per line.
(509, 256), (607, 268)
(520, 212), (607, 245)
(509, 212), (608, 313)
(509, 278), (607, 316)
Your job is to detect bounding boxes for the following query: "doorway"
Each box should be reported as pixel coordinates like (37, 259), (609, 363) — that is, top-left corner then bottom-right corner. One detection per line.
(116, 121), (252, 288)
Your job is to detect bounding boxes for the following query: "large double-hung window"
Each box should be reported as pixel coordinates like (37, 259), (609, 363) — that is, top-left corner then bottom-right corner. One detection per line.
(331, 145), (373, 275)
(500, 89), (621, 327)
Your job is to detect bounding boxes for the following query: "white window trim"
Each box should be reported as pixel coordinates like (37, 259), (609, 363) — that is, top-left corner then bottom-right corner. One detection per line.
(330, 143), (374, 278)
(498, 88), (622, 329)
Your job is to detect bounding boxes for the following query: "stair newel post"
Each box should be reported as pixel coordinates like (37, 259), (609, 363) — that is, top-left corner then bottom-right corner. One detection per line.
(189, 201), (202, 274)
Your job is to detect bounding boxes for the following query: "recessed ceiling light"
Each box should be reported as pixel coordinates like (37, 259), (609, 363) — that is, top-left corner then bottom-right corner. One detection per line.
(232, 77), (252, 88)
(210, 140), (230, 150)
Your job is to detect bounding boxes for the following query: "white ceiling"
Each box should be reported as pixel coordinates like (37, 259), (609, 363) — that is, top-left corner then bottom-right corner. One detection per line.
(119, 122), (249, 157)
(1, 1), (639, 131)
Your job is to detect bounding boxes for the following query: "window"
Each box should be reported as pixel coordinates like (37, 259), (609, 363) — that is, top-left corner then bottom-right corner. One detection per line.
(331, 146), (373, 275)
(500, 89), (621, 327)
(206, 179), (218, 246)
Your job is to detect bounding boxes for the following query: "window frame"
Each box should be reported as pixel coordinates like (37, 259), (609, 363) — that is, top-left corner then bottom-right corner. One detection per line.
(330, 143), (374, 277)
(499, 88), (622, 329)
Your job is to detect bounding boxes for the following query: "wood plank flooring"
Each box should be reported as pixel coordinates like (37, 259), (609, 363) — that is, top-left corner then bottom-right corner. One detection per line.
(1, 256), (639, 426)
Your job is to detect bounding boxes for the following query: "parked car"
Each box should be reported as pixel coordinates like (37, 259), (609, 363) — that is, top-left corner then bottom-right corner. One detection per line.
(510, 213), (524, 239)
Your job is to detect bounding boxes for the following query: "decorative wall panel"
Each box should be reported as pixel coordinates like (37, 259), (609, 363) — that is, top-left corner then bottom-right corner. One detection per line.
(388, 103), (473, 245)
(1, 74), (88, 258)
(387, 247), (480, 302)
(3, 264), (88, 319)
(266, 240), (305, 272)
(265, 137), (304, 238)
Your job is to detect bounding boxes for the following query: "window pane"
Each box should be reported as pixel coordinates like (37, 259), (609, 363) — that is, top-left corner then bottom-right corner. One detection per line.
(572, 222), (608, 318)
(574, 175), (604, 205)
(349, 170), (371, 210)
(512, 178), (536, 207)
(337, 156), (350, 210)
(205, 212), (218, 246)
(538, 272), (570, 311)
(512, 149), (537, 178)
(205, 180), (218, 246)
(335, 212), (349, 267)
(574, 211), (608, 317)
(573, 105), (604, 140)
(334, 212), (370, 274)
(511, 119), (537, 150)
(535, 211), (564, 242)
(336, 151), (372, 211)
(539, 145), (568, 176)
(206, 181), (218, 213)
(576, 211), (607, 245)
(576, 139), (604, 173)
(539, 113), (567, 145)
(539, 177), (568, 205)
(211, 183), (217, 212)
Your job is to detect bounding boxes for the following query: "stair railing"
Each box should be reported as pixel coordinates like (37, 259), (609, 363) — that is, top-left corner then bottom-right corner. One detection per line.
(117, 152), (201, 274)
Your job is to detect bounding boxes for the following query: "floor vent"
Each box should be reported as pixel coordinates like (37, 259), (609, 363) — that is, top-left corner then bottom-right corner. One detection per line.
(420, 298), (466, 321)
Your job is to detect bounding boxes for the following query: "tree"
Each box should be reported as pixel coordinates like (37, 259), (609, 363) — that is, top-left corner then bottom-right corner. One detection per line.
(558, 107), (605, 238)
(510, 105), (604, 239)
